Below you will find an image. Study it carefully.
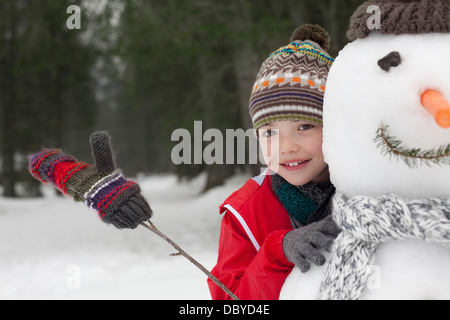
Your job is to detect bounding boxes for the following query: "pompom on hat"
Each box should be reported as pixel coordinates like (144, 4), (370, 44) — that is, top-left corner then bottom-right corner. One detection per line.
(347, 0), (450, 41)
(249, 24), (334, 131)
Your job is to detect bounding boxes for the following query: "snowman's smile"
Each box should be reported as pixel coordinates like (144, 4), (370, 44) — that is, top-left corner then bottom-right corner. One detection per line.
(375, 124), (450, 168)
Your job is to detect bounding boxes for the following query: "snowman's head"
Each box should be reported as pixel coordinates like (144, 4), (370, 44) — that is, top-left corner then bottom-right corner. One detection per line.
(322, 0), (450, 198)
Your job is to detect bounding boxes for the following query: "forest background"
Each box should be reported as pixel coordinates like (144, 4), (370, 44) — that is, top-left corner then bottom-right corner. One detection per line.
(0, 0), (365, 198)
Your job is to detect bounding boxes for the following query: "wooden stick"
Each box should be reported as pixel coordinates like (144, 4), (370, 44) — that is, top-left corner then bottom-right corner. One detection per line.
(140, 220), (239, 300)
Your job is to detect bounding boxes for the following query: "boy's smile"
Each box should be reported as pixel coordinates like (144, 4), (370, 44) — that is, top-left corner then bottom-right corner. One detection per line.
(280, 159), (310, 171)
(259, 120), (329, 186)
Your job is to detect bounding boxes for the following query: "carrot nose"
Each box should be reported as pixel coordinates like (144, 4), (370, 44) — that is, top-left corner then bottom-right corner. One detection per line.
(420, 90), (450, 128)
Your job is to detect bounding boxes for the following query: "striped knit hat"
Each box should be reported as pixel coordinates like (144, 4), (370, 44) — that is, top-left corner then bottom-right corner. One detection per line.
(249, 24), (334, 131)
(347, 0), (450, 41)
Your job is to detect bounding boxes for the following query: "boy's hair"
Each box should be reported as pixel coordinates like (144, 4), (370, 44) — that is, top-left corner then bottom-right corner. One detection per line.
(249, 24), (334, 131)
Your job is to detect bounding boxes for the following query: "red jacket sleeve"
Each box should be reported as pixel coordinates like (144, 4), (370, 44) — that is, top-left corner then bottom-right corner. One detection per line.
(208, 211), (294, 300)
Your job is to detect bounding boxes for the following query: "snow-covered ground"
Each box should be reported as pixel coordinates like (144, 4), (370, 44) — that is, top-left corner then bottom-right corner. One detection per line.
(0, 173), (248, 300)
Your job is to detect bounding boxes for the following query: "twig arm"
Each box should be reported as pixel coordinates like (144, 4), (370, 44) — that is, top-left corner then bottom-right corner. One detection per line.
(140, 220), (240, 301)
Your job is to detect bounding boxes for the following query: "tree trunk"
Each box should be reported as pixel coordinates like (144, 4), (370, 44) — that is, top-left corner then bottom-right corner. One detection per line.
(231, 0), (263, 177)
(0, 1), (18, 197)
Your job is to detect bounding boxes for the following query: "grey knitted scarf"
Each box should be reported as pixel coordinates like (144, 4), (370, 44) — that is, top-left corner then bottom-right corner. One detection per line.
(319, 193), (450, 300)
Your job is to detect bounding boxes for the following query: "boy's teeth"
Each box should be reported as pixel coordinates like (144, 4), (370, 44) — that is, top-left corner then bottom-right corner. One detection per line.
(287, 161), (302, 167)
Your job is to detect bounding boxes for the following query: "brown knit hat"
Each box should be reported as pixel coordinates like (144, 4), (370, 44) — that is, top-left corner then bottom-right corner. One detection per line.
(347, 0), (450, 41)
(249, 24), (334, 130)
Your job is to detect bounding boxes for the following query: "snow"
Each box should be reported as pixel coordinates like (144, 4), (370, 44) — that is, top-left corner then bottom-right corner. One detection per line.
(0, 173), (248, 300)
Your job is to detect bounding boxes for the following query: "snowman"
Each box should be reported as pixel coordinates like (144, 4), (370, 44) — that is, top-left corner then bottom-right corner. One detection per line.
(280, 0), (450, 300)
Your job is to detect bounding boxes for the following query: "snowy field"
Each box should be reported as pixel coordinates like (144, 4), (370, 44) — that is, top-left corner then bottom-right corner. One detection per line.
(0, 173), (248, 300)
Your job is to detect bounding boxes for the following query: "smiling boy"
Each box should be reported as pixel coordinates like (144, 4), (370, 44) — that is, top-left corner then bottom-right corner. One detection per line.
(259, 120), (330, 186)
(208, 24), (341, 300)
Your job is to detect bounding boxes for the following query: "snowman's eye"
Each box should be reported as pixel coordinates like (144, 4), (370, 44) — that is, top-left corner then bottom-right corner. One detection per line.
(378, 51), (402, 72)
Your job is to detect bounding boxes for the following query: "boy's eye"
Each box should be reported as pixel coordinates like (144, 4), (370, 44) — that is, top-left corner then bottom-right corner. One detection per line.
(262, 129), (277, 137)
(298, 124), (314, 131)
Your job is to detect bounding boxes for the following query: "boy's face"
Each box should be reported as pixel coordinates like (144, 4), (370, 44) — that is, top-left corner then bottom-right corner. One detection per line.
(258, 120), (329, 186)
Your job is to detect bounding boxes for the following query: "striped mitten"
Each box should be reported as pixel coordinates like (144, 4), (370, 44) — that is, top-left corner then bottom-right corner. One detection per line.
(28, 132), (153, 229)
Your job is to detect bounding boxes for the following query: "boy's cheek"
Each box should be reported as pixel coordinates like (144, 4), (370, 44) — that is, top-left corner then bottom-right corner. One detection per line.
(259, 140), (280, 170)
(262, 149), (278, 168)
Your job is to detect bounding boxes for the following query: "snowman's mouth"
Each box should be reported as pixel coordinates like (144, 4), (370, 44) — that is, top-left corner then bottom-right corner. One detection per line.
(375, 124), (450, 168)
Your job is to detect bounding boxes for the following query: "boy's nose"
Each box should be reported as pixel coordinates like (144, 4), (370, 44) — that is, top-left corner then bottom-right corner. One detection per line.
(420, 90), (450, 128)
(279, 135), (301, 154)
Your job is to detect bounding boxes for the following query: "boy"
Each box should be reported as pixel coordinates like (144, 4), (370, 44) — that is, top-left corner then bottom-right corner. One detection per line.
(208, 24), (341, 300)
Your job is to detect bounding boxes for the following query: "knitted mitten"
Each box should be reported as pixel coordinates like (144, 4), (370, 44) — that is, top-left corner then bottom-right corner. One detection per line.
(28, 132), (153, 229)
(283, 216), (341, 273)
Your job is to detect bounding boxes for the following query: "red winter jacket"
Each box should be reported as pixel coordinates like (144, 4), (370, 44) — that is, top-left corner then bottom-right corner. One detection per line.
(208, 171), (295, 300)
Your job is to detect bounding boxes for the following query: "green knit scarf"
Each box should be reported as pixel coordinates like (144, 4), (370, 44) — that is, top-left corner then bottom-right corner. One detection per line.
(271, 174), (335, 226)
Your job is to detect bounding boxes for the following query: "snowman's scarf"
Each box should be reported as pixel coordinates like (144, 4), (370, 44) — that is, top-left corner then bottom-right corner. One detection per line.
(319, 193), (450, 300)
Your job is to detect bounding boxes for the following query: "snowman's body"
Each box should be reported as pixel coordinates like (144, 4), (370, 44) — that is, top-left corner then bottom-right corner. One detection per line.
(280, 33), (450, 299)
(281, 240), (450, 300)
